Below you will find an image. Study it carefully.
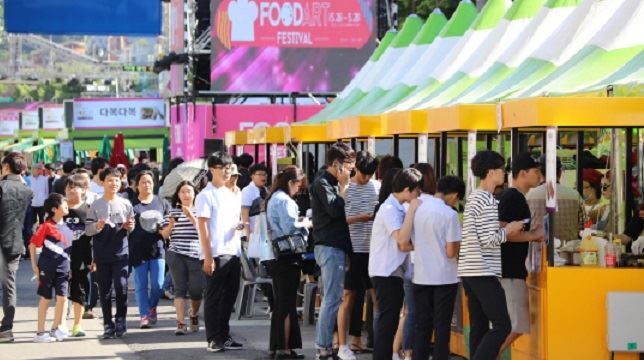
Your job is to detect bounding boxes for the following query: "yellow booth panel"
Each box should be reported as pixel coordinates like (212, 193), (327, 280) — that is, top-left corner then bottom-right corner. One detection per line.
(545, 267), (644, 360)
(382, 110), (430, 135)
(328, 115), (384, 140)
(248, 126), (288, 145)
(502, 97), (644, 128)
(428, 104), (498, 133)
(290, 124), (330, 143)
(225, 130), (248, 146)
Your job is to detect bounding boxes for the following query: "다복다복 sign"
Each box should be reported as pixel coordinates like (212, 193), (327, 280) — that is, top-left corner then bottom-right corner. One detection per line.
(21, 111), (39, 131)
(42, 107), (66, 130)
(73, 98), (166, 129)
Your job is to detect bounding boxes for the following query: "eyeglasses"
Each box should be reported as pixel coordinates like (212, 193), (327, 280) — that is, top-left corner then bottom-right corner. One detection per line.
(213, 165), (232, 172)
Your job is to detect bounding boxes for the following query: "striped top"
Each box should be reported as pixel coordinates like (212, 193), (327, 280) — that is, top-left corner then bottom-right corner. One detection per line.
(457, 190), (507, 278)
(345, 179), (381, 253)
(163, 207), (201, 259)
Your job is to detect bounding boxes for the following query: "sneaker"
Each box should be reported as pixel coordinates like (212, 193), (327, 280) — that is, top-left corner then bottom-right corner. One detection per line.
(189, 315), (199, 333)
(148, 307), (158, 325)
(0, 329), (14, 343)
(82, 310), (95, 319)
(175, 322), (187, 336)
(164, 290), (175, 300)
(316, 353), (338, 360)
(140, 316), (151, 329)
(337, 345), (356, 360)
(71, 325), (86, 337)
(33, 332), (56, 343)
(206, 340), (225, 353)
(50, 327), (68, 342)
(103, 324), (115, 339)
(115, 318), (127, 338)
(224, 336), (243, 350)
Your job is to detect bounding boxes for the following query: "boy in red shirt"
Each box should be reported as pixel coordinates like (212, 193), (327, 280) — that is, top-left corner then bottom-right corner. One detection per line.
(28, 193), (73, 342)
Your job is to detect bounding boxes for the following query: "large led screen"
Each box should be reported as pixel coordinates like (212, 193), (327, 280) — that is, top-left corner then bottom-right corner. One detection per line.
(210, 0), (377, 92)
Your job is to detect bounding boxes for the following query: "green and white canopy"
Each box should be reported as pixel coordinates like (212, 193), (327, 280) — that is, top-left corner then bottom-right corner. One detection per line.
(305, 0), (643, 126)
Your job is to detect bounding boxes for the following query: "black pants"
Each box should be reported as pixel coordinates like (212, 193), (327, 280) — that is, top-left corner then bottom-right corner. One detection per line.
(349, 286), (366, 337)
(462, 277), (511, 360)
(1, 254), (20, 331)
(372, 276), (404, 360)
(269, 257), (302, 351)
(412, 283), (458, 360)
(96, 260), (129, 327)
(86, 272), (98, 310)
(31, 206), (45, 226)
(204, 256), (241, 345)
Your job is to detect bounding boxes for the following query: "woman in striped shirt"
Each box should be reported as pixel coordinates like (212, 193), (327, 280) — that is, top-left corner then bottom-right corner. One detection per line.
(457, 151), (525, 360)
(160, 181), (204, 335)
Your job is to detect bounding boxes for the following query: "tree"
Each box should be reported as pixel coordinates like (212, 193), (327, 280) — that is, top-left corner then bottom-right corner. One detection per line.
(398, 0), (461, 24)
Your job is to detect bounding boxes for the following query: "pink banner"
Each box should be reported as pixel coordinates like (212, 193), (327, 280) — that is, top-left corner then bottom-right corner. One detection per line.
(170, 103), (324, 161)
(214, 0), (372, 49)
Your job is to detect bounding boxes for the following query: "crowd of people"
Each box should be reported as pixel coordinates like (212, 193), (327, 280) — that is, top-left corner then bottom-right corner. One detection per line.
(0, 142), (642, 360)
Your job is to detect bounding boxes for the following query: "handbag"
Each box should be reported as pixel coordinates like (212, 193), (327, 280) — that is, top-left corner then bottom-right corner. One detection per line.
(255, 212), (275, 263)
(271, 233), (307, 259)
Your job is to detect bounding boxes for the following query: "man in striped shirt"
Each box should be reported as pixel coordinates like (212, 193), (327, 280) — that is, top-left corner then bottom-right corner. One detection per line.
(336, 151), (380, 359)
(457, 151), (528, 360)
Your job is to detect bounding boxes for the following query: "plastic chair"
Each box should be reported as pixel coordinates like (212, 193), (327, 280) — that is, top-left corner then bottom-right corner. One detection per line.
(236, 249), (272, 319)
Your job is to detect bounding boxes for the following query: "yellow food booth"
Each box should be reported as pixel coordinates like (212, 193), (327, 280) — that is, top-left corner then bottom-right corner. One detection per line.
(499, 96), (644, 360)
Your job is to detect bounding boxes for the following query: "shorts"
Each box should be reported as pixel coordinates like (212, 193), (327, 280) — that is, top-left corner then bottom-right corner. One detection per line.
(68, 268), (90, 304)
(500, 278), (529, 334)
(38, 267), (69, 300)
(344, 252), (372, 291)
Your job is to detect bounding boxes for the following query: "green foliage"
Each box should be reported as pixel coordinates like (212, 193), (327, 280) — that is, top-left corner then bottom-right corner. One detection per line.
(12, 79), (83, 102)
(398, 0), (461, 24)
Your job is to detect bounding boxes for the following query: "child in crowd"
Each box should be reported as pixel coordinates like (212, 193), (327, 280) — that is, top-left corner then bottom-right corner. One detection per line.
(29, 193), (73, 342)
(86, 168), (135, 339)
(64, 175), (95, 337)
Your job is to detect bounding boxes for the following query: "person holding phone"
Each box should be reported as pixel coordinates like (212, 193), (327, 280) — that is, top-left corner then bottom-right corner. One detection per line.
(310, 143), (356, 360)
(196, 152), (244, 353)
(85, 168), (135, 339)
(160, 181), (203, 335)
(497, 153), (545, 356)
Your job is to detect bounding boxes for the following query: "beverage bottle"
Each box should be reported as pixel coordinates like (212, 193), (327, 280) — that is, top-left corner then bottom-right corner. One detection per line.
(579, 226), (599, 266)
(605, 241), (616, 268)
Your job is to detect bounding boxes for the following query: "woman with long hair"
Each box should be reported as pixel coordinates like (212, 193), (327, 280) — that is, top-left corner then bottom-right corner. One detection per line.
(266, 166), (312, 359)
(129, 170), (170, 329)
(160, 181), (204, 335)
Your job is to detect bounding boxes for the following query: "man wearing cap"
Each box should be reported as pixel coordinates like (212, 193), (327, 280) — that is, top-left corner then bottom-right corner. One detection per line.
(526, 156), (585, 243)
(497, 152), (545, 355)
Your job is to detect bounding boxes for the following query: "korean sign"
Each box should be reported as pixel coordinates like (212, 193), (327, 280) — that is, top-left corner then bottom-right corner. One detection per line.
(73, 98), (166, 129)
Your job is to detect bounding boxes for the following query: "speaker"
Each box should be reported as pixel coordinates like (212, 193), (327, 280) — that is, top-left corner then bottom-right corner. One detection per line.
(204, 139), (225, 156)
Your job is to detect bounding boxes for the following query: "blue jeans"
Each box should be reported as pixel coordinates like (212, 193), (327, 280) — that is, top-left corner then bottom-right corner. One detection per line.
(133, 258), (165, 317)
(403, 278), (416, 351)
(314, 245), (346, 350)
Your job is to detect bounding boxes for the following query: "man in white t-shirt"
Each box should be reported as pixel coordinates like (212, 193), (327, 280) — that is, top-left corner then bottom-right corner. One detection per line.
(368, 168), (422, 360)
(240, 163), (268, 242)
(196, 152), (243, 353)
(89, 157), (108, 196)
(412, 176), (465, 360)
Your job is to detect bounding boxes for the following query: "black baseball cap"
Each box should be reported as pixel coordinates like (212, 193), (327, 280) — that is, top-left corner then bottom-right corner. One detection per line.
(511, 152), (541, 178)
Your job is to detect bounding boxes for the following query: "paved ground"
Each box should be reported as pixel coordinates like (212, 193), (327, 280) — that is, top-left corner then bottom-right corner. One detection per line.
(1, 260), (374, 360)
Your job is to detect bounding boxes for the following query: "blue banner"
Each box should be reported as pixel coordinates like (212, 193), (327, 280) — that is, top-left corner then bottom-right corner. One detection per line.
(5, 0), (161, 36)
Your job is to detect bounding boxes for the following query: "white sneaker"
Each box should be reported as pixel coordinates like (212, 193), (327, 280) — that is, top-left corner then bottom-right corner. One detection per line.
(33, 332), (56, 343)
(337, 345), (357, 360)
(392, 353), (402, 360)
(50, 327), (68, 341)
